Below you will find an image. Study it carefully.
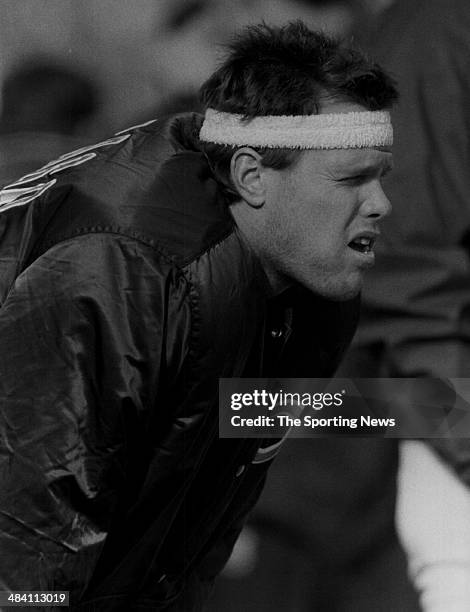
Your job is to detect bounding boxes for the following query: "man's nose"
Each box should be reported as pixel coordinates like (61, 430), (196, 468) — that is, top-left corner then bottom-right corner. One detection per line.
(361, 182), (392, 220)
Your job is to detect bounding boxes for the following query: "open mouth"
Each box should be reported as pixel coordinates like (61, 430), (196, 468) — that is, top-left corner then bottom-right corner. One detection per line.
(348, 237), (375, 254)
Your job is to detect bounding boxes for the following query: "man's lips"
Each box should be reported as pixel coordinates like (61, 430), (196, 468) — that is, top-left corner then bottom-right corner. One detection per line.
(347, 230), (380, 254)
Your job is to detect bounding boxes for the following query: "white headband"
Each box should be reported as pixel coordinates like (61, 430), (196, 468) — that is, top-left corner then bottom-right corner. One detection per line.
(199, 108), (393, 150)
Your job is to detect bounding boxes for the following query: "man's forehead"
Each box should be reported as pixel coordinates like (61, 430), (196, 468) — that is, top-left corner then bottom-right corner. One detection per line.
(317, 146), (394, 172)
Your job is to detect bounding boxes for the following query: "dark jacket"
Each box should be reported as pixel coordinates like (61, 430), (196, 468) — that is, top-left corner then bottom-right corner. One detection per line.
(0, 114), (359, 610)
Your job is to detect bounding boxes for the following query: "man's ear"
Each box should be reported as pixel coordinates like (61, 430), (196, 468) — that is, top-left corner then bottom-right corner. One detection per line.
(230, 147), (266, 208)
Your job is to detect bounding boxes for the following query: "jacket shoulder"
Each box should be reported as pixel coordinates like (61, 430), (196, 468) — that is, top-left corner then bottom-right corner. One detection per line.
(0, 114), (234, 272)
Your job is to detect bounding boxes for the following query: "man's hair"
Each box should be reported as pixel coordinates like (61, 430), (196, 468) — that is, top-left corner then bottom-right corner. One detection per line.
(198, 21), (398, 202)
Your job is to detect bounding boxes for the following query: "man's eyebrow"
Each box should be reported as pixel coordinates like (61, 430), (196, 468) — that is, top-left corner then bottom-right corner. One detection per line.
(337, 158), (394, 176)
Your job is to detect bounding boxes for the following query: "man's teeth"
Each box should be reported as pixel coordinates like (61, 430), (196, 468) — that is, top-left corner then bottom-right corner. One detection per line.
(350, 237), (373, 253)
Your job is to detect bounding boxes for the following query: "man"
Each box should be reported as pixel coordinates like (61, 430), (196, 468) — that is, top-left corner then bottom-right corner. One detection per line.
(0, 23), (396, 610)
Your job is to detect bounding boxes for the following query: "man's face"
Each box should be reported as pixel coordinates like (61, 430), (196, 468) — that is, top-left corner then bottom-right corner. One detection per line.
(258, 103), (393, 300)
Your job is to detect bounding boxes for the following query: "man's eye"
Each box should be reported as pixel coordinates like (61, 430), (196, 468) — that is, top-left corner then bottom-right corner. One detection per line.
(340, 175), (367, 184)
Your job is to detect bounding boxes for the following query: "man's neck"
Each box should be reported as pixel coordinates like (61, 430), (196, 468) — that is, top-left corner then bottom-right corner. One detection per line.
(229, 202), (291, 297)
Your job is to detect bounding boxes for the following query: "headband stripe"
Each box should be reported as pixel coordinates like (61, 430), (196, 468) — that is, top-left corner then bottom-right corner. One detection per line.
(199, 109), (393, 150)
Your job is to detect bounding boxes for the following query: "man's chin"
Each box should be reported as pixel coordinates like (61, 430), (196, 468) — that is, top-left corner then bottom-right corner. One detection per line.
(303, 276), (363, 301)
(322, 287), (361, 302)
(332, 286), (362, 301)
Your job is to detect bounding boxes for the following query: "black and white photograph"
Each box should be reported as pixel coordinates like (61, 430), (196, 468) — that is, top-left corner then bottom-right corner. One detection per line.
(0, 1), (469, 611)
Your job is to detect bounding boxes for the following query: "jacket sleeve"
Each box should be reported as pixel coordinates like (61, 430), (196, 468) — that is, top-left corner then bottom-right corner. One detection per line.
(165, 473), (268, 612)
(0, 232), (189, 600)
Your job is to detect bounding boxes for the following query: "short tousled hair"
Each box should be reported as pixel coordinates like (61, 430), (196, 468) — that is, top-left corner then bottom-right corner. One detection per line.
(198, 21), (398, 202)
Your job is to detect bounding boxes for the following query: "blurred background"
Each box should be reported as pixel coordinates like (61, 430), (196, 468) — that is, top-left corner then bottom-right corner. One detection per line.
(0, 0), (390, 133)
(0, 0), (363, 134)
(2, 1), (464, 611)
(0, 0), (389, 184)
